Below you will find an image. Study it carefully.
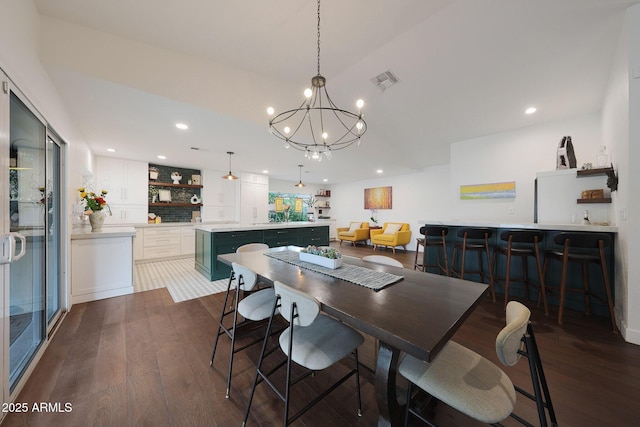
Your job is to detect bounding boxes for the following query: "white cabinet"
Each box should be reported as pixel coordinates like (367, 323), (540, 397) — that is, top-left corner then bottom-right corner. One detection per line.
(201, 205), (236, 222)
(142, 227), (181, 259)
(96, 156), (148, 204)
(240, 173), (269, 224)
(108, 205), (148, 224)
(71, 228), (135, 304)
(180, 225), (196, 255)
(201, 169), (237, 221)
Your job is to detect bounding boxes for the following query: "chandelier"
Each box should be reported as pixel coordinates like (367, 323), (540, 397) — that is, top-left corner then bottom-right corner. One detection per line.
(267, 0), (367, 162)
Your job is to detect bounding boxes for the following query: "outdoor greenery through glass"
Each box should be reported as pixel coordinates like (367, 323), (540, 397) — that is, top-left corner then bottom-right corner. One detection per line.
(268, 192), (313, 222)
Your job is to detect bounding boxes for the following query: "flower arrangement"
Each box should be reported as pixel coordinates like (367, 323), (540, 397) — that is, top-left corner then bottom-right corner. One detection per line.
(370, 209), (378, 224)
(78, 187), (111, 215)
(301, 245), (341, 259)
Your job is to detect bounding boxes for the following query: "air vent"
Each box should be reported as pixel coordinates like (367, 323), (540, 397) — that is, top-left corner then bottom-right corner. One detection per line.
(371, 70), (399, 92)
(190, 147), (200, 151)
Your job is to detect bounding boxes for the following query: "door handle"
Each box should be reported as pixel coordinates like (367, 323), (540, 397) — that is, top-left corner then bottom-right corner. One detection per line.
(0, 232), (26, 264)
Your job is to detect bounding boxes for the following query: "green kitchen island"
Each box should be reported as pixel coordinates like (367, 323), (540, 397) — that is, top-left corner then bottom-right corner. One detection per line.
(194, 222), (329, 280)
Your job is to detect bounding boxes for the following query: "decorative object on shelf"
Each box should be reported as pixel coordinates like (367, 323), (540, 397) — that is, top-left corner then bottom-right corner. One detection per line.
(306, 196), (317, 209)
(158, 189), (172, 202)
(596, 146), (609, 167)
(149, 166), (159, 181)
(299, 245), (343, 269)
(88, 211), (105, 232)
(78, 187), (111, 231)
(294, 164), (305, 188)
(170, 171), (182, 184)
(148, 213), (157, 224)
(221, 151), (238, 180)
(192, 174), (201, 185)
(149, 185), (159, 203)
(582, 210), (591, 225)
(556, 136), (577, 170)
(190, 194), (202, 204)
(605, 166), (618, 191)
(266, 0), (366, 162)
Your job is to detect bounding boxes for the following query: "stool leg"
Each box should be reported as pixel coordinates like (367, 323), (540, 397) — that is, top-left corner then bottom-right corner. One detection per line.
(582, 263), (591, 315)
(442, 238), (449, 277)
(504, 249), (512, 309)
(535, 244), (549, 315)
(460, 244), (467, 279)
(521, 256), (530, 301)
(598, 243), (618, 333)
(477, 249), (485, 284)
(558, 247), (570, 325)
(413, 240), (420, 270)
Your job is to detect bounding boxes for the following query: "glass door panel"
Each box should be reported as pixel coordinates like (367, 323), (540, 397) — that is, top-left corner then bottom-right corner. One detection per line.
(46, 135), (61, 327)
(8, 92), (46, 391)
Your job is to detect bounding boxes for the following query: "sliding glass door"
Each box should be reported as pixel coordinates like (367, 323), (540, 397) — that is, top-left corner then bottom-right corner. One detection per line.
(1, 72), (64, 398)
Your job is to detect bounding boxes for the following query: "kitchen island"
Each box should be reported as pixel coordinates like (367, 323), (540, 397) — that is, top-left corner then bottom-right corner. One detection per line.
(194, 222), (329, 280)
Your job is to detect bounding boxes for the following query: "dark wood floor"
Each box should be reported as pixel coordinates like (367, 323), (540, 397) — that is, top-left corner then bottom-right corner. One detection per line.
(3, 243), (640, 426)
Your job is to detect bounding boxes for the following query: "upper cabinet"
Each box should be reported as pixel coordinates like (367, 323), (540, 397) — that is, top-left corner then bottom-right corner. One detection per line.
(201, 169), (237, 207)
(240, 173), (268, 224)
(95, 156), (148, 205)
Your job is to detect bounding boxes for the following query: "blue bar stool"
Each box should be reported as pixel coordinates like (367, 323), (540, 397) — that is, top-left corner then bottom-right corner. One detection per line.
(414, 226), (449, 275)
(450, 227), (493, 286)
(542, 232), (617, 332)
(493, 229), (548, 313)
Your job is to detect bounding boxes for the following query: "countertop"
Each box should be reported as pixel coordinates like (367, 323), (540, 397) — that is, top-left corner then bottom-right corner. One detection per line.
(195, 222), (330, 233)
(417, 220), (617, 233)
(71, 226), (137, 240)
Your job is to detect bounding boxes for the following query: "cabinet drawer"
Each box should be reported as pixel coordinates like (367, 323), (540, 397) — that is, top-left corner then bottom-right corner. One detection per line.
(144, 227), (181, 237)
(143, 245), (181, 259)
(298, 226), (328, 236)
(144, 234), (181, 248)
(215, 230), (262, 243)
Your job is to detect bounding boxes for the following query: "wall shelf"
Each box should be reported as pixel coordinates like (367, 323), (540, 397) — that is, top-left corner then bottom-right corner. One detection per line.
(577, 198), (611, 204)
(576, 167), (613, 177)
(149, 202), (203, 207)
(149, 181), (203, 189)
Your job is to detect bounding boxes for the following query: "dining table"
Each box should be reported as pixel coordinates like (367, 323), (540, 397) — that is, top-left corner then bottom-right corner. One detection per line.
(218, 247), (488, 427)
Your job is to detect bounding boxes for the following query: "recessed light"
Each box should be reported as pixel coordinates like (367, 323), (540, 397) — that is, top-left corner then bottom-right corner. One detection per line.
(262, 170), (269, 174)
(157, 155), (166, 160)
(323, 178), (328, 182)
(376, 169), (383, 174)
(525, 107), (537, 115)
(106, 148), (116, 152)
(176, 123), (189, 130)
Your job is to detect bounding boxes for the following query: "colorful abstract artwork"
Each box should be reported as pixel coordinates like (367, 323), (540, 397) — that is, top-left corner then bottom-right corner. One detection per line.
(364, 186), (393, 209)
(460, 181), (516, 199)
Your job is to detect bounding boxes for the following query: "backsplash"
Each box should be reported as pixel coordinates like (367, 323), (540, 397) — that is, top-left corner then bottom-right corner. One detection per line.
(148, 163), (202, 223)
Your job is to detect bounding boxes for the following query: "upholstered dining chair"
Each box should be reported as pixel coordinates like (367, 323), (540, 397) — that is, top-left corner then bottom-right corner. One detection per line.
(362, 254), (404, 268)
(236, 242), (269, 252)
(399, 301), (557, 426)
(243, 281), (364, 426)
(209, 262), (277, 399)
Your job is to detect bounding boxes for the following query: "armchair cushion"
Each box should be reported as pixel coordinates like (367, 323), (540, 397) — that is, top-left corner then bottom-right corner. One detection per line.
(384, 223), (403, 235)
(348, 222), (361, 233)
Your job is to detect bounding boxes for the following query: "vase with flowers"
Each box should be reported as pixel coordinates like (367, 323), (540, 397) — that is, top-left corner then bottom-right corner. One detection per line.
(78, 188), (111, 231)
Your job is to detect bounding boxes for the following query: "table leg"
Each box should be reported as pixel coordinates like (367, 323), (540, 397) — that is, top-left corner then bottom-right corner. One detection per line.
(376, 341), (404, 427)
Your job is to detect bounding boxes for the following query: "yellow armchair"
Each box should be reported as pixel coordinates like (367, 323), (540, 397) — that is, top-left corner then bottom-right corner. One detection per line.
(337, 222), (370, 246)
(370, 222), (411, 253)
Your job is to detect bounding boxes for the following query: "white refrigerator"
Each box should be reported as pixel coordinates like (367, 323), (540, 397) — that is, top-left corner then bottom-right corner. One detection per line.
(535, 169), (611, 225)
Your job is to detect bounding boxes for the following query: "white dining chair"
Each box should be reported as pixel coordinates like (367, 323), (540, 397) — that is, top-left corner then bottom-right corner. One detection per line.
(209, 262), (276, 399)
(236, 242), (269, 253)
(362, 254), (404, 268)
(399, 301), (557, 426)
(243, 281), (364, 426)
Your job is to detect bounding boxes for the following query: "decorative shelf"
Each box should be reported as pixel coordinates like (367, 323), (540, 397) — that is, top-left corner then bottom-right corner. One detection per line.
(577, 198), (611, 204)
(315, 194), (330, 197)
(576, 167), (613, 177)
(149, 181), (203, 189)
(149, 202), (203, 207)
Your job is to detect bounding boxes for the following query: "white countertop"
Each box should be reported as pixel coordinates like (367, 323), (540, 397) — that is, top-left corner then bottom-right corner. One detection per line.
(71, 226), (137, 240)
(195, 222), (330, 232)
(417, 220), (617, 233)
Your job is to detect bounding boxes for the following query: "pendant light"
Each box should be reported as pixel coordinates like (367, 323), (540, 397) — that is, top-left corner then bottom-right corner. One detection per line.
(294, 165), (305, 188)
(221, 151), (238, 180)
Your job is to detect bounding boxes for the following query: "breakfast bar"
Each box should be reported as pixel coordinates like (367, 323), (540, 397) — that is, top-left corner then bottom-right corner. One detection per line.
(418, 220), (618, 318)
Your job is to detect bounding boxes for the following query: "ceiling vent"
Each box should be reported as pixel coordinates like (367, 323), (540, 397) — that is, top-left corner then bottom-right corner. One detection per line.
(371, 70), (399, 92)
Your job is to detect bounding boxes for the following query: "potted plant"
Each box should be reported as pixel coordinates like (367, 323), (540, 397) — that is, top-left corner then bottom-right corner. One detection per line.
(299, 245), (343, 269)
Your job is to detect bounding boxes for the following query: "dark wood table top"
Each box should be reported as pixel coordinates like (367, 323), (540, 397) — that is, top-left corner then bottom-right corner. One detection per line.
(218, 248), (488, 362)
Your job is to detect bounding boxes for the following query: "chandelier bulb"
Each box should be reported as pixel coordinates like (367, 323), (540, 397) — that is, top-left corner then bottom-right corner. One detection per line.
(304, 88), (313, 98)
(356, 99), (364, 109)
(322, 132), (328, 140)
(284, 126), (291, 134)
(267, 106), (275, 115)
(357, 138), (361, 147)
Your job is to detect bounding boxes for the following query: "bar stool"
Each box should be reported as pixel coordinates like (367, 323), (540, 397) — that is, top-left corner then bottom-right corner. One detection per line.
(493, 230), (548, 312)
(413, 226), (449, 275)
(450, 227), (493, 285)
(542, 232), (617, 332)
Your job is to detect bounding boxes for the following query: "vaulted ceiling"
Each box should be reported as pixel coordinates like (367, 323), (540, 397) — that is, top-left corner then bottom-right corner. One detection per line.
(34, 0), (638, 184)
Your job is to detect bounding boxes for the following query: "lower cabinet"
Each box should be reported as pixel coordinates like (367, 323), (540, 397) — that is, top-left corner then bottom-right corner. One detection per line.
(195, 225), (329, 281)
(135, 224), (197, 262)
